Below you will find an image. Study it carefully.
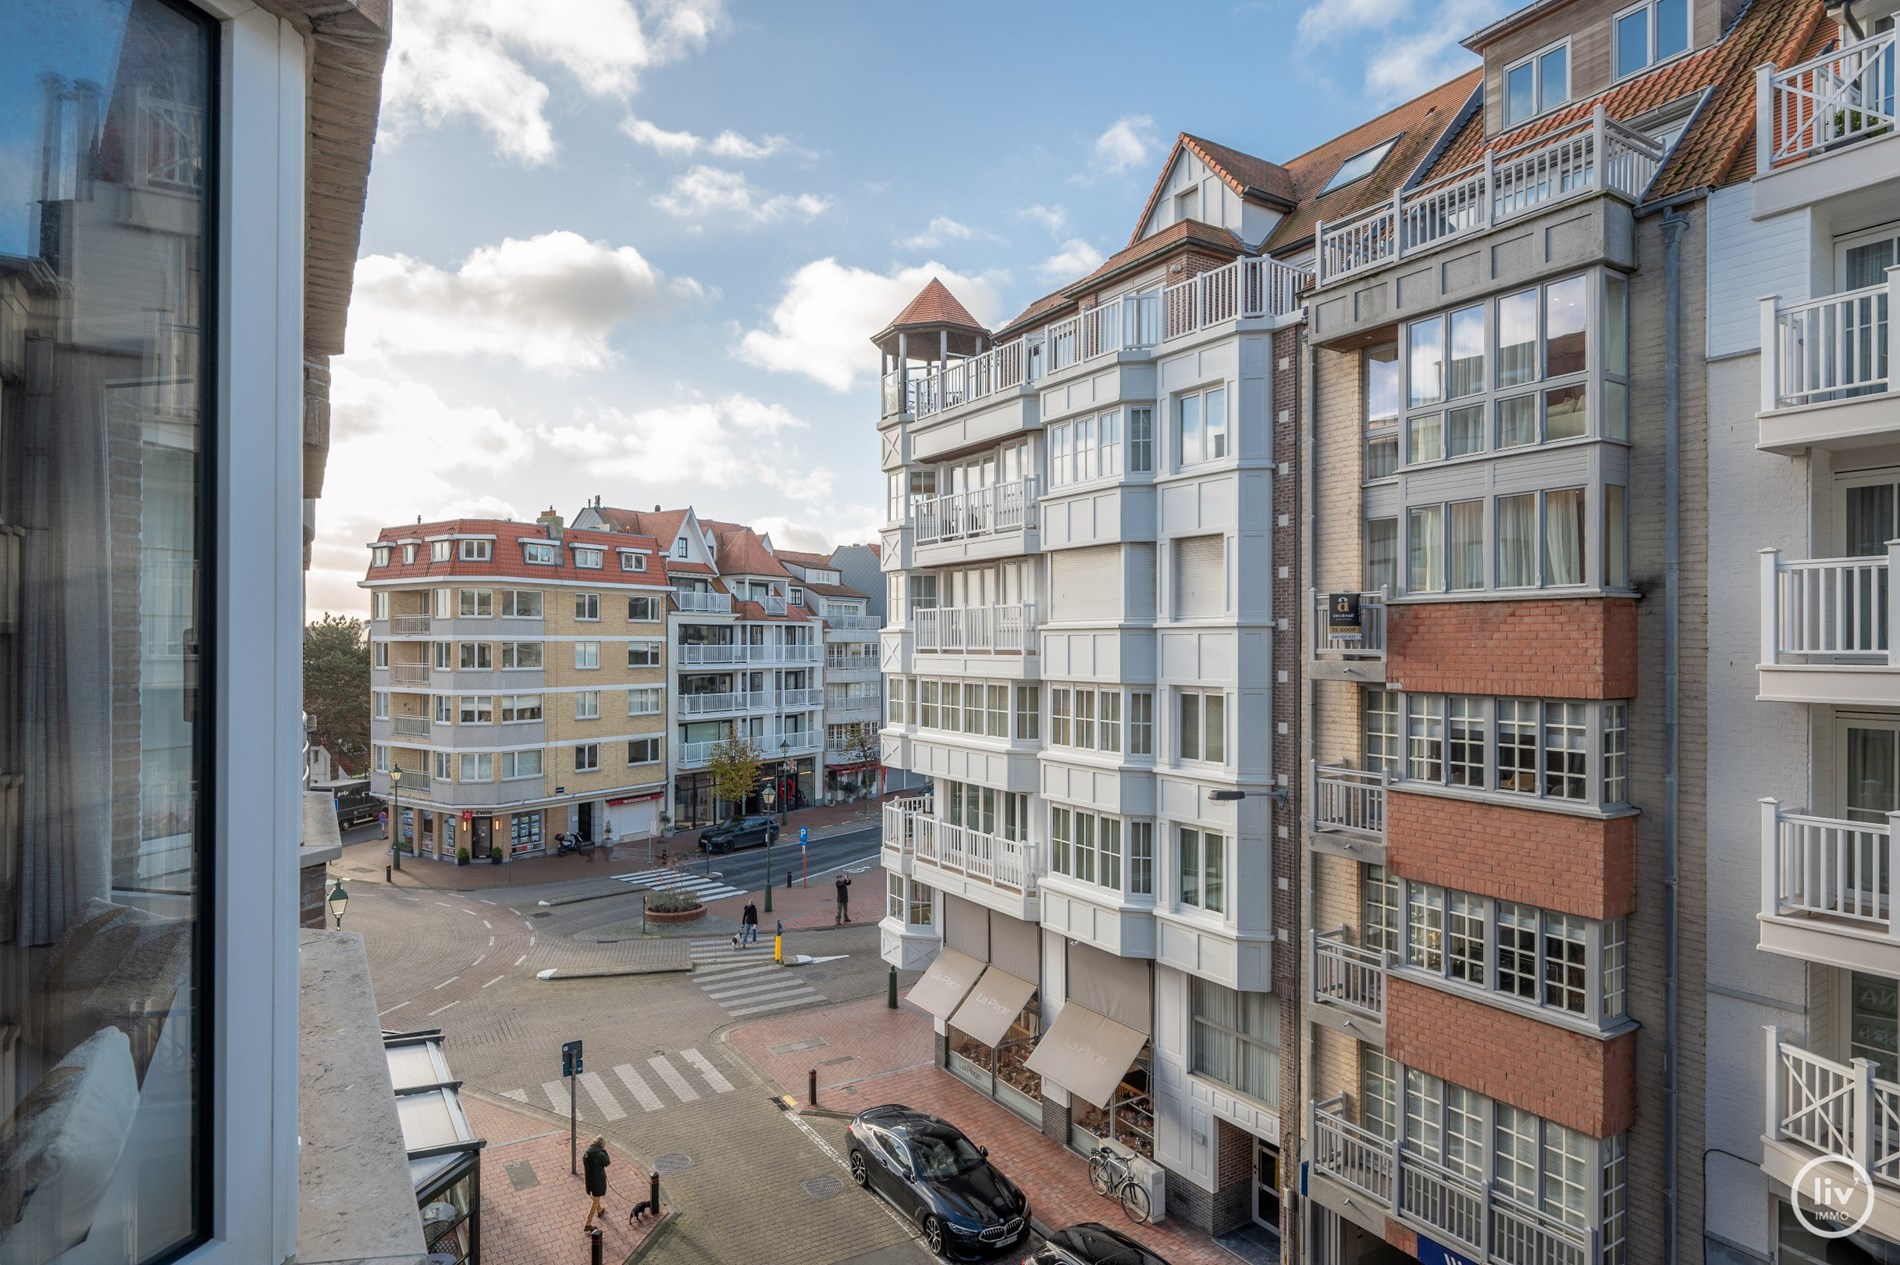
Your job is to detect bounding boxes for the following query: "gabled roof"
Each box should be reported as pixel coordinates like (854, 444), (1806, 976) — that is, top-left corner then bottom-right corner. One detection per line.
(361, 519), (667, 586)
(772, 548), (835, 570)
(1127, 133), (1296, 248)
(994, 219), (1247, 339)
(590, 505), (691, 547)
(872, 278), (988, 344)
(703, 521), (793, 580)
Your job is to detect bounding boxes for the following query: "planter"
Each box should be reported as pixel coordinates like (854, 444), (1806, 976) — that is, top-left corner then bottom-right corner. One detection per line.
(645, 906), (706, 924)
(489, 852), (502, 864)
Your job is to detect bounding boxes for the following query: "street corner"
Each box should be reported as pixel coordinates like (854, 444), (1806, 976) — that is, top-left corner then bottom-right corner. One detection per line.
(726, 993), (939, 1104)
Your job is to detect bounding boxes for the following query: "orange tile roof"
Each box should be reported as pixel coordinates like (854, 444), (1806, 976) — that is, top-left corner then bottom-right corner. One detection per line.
(364, 519), (666, 585)
(995, 219), (1247, 338)
(877, 278), (987, 337)
(592, 505), (691, 546)
(705, 521), (794, 580)
(772, 548), (835, 569)
(1125, 133), (1297, 248)
(1263, 69), (1483, 255)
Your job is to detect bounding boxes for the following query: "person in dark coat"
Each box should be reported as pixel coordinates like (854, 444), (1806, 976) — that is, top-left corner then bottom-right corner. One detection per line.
(582, 1136), (610, 1232)
(740, 900), (760, 946)
(834, 873), (851, 925)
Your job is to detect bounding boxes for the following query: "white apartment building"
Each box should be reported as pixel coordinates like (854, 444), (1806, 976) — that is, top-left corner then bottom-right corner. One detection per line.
(776, 549), (885, 803)
(875, 145), (1310, 1237)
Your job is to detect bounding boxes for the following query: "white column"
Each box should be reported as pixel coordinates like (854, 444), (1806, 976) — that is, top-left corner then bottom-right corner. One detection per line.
(1853, 1056), (1879, 1173)
(1760, 548), (1781, 667)
(1756, 63), (1776, 175)
(1759, 295), (1781, 412)
(1764, 1025), (1784, 1143)
(1886, 266), (1900, 394)
(1761, 798), (1781, 920)
(1888, 539), (1900, 665)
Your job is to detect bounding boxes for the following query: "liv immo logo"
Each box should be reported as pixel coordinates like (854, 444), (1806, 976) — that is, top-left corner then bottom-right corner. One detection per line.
(1791, 1153), (1877, 1239)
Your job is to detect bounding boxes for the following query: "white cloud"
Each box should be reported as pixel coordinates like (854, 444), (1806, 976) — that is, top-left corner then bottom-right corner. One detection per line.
(539, 393), (835, 501)
(1017, 204), (1068, 237)
(381, 0), (728, 165)
(1297, 0), (1509, 107)
(897, 216), (990, 251)
(1086, 114), (1160, 179)
(1295, 0), (1411, 45)
(620, 114), (808, 160)
(652, 165), (833, 226)
(347, 231), (702, 372)
(1036, 239), (1106, 284)
(735, 259), (1008, 392)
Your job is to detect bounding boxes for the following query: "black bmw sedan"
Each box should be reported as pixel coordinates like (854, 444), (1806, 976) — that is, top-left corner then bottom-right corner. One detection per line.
(846, 1104), (1031, 1260)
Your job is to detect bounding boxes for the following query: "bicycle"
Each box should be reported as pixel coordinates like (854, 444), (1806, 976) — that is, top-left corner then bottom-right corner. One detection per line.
(1087, 1140), (1150, 1224)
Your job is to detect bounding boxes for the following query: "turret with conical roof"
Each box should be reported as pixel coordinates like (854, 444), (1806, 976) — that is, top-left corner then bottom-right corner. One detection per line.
(871, 277), (990, 419)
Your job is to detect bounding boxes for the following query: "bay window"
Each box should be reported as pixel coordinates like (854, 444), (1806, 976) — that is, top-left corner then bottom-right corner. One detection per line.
(1050, 807), (1140, 895)
(1176, 384), (1228, 467)
(1386, 693), (1632, 808)
(458, 753), (494, 782)
(1190, 980), (1279, 1104)
(1176, 827), (1225, 913)
(501, 589), (541, 618)
(458, 588), (493, 617)
(1177, 690), (1226, 764)
(1402, 483), (1622, 595)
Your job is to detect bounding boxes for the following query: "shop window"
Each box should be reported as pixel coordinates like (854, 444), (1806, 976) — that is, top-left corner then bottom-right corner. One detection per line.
(1072, 1045), (1154, 1160)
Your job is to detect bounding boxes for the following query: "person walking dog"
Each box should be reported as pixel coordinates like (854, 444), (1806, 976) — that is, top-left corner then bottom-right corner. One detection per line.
(740, 899), (760, 946)
(582, 1135), (610, 1233)
(834, 873), (852, 925)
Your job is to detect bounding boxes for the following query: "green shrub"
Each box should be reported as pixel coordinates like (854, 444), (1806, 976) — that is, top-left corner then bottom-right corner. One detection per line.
(647, 890), (702, 913)
(456, 846), (470, 863)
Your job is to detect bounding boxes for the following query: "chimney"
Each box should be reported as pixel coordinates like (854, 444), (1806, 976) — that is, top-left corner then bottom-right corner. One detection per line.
(537, 506), (564, 539)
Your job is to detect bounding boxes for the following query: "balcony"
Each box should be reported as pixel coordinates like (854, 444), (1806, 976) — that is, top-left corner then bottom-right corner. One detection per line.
(1316, 105), (1665, 287)
(1308, 1100), (1596, 1265)
(825, 613), (881, 632)
(387, 664), (431, 687)
(828, 650), (880, 675)
(674, 589), (733, 614)
(678, 642), (822, 666)
(825, 690), (881, 716)
(1307, 589), (1387, 682)
(1310, 764), (1387, 862)
(1759, 798), (1900, 974)
(1758, 547), (1900, 705)
(676, 731), (822, 769)
(780, 687), (824, 709)
(912, 816), (1040, 918)
(388, 614), (432, 635)
(1757, 277), (1898, 453)
(678, 690), (770, 717)
(1758, 30), (1898, 170)
(912, 478), (1038, 550)
(370, 769), (429, 794)
(1763, 1032), (1900, 1242)
(914, 603), (1038, 654)
(1310, 929), (1386, 1042)
(389, 716), (431, 739)
(881, 794), (931, 874)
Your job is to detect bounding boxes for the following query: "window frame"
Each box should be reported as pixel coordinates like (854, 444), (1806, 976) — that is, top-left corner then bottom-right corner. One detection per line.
(574, 743), (601, 773)
(1501, 37), (1571, 126)
(1175, 825), (1226, 914)
(1613, 0), (1690, 80)
(575, 592), (600, 621)
(1175, 383), (1230, 469)
(1386, 692), (1632, 809)
(1176, 689), (1227, 766)
(522, 542), (557, 565)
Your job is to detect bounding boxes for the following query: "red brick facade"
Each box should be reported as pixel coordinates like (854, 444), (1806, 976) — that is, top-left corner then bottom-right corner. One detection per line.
(1387, 789), (1637, 920)
(1386, 977), (1637, 1137)
(1388, 597), (1638, 699)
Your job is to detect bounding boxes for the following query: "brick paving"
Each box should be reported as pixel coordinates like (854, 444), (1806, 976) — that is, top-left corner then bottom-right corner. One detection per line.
(461, 1094), (668, 1265)
(699, 861), (887, 933)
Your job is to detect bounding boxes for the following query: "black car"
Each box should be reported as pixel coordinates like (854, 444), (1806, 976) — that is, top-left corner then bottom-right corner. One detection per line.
(1022, 1222), (1172, 1265)
(698, 814), (778, 853)
(846, 1105), (1030, 1260)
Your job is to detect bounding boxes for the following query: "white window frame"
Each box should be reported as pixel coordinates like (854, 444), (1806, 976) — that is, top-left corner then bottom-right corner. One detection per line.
(431, 540), (452, 562)
(500, 694), (542, 723)
(628, 736), (662, 765)
(523, 541), (556, 565)
(501, 750), (542, 780)
(575, 592), (600, 621)
(1612, 0), (1689, 80)
(620, 552), (646, 572)
(575, 743), (600, 772)
(575, 691), (600, 720)
(628, 594), (662, 622)
(1175, 383), (1230, 468)
(458, 588), (493, 617)
(628, 686), (664, 716)
(459, 538), (493, 562)
(372, 545), (391, 567)
(575, 641), (600, 670)
(501, 589), (542, 619)
(1176, 688), (1227, 765)
(1501, 38), (1571, 126)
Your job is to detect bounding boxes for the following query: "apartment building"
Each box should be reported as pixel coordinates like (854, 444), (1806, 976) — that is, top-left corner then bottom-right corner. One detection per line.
(872, 128), (1350, 1238)
(572, 504), (829, 826)
(776, 548), (885, 801)
(360, 509), (673, 857)
(1720, 1), (1900, 1261)
(1295, 3), (1818, 1264)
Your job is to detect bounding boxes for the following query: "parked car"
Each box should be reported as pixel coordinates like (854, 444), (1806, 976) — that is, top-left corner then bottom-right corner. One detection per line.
(845, 1104), (1030, 1260)
(699, 814), (778, 853)
(1023, 1222), (1172, 1265)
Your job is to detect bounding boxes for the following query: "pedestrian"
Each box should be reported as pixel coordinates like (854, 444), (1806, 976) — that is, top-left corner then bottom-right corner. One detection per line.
(378, 808), (388, 839)
(581, 1135), (610, 1233)
(834, 873), (851, 925)
(741, 900), (760, 946)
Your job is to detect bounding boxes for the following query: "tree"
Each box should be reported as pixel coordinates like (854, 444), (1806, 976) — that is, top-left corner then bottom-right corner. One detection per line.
(305, 614), (370, 774)
(706, 735), (764, 821)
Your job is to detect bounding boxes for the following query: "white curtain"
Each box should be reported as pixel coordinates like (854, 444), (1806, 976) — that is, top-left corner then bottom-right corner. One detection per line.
(1544, 489), (1586, 586)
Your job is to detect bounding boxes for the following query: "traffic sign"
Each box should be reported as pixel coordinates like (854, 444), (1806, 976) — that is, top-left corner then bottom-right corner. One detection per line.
(562, 1038), (583, 1077)
(799, 826), (809, 849)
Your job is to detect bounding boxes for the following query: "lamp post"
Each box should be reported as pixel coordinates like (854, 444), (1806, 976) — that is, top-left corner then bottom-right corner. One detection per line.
(328, 877), (349, 928)
(761, 781), (777, 915)
(778, 740), (791, 828)
(390, 767), (403, 871)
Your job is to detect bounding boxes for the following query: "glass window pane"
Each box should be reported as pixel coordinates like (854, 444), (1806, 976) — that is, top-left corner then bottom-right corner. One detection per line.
(1366, 434), (1398, 480)
(1409, 412), (1444, 464)
(1498, 395), (1538, 448)
(1448, 405), (1485, 459)
(1408, 505), (1444, 592)
(1448, 306), (1485, 398)
(1205, 695), (1225, 764)
(1206, 388), (1228, 460)
(1605, 485), (1629, 588)
(1616, 9), (1649, 75)
(1180, 694), (1200, 762)
(1498, 290), (1539, 387)
(1545, 488), (1587, 585)
(1605, 274), (1629, 376)
(1408, 315), (1445, 407)
(1538, 45), (1569, 113)
(1545, 383), (1587, 440)
(1366, 345), (1401, 423)
(1545, 276), (1588, 376)
(1179, 828), (1200, 906)
(1367, 518), (1398, 594)
(1179, 394), (1201, 465)
(1656, 0), (1688, 61)
(1505, 60), (1536, 124)
(1450, 500), (1485, 590)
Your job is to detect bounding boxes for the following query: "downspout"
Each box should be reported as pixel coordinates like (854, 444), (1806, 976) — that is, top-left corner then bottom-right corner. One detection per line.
(1662, 206), (1689, 1265)
(1297, 310), (1318, 1261)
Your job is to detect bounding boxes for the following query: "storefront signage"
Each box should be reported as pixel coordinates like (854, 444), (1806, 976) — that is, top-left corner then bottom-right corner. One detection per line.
(1415, 1235), (1479, 1265)
(1326, 592), (1362, 641)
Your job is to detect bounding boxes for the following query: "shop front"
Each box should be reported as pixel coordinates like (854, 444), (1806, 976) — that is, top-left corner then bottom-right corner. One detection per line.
(1029, 943), (1155, 1161)
(384, 1029), (484, 1265)
(825, 758), (879, 803)
(604, 790), (663, 843)
(929, 897), (1047, 1124)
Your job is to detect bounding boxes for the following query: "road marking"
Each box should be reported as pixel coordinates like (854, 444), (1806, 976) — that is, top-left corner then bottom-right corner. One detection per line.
(647, 1055), (699, 1103)
(378, 1001), (410, 1016)
(695, 963), (781, 984)
(680, 1048), (734, 1093)
(781, 1109), (920, 1243)
(434, 976), (459, 989)
(501, 1088), (528, 1103)
(542, 1081), (573, 1117)
(530, 937), (536, 947)
(482, 975), (505, 988)
(579, 1072), (626, 1121)
(472, 956), (486, 968)
(612, 1064), (664, 1112)
(435, 901), (453, 908)
(725, 994), (826, 1019)
(487, 936), (496, 948)
(704, 978), (804, 1004)
(427, 1000), (460, 1016)
(462, 908), (478, 917)
(480, 899), (497, 906)
(482, 920), (492, 928)
(514, 955), (528, 966)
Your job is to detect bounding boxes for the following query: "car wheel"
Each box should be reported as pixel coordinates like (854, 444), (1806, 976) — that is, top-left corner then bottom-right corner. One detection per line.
(921, 1214), (945, 1257)
(849, 1149), (869, 1187)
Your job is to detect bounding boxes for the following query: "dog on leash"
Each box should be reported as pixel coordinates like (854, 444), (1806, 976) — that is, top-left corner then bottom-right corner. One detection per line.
(628, 1195), (659, 1224)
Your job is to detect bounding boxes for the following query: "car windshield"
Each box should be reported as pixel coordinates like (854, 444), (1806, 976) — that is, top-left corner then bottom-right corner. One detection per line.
(907, 1130), (987, 1179)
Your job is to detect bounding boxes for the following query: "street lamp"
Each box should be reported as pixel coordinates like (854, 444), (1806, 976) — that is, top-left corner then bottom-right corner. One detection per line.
(327, 877), (349, 928)
(1208, 786), (1288, 805)
(760, 780), (777, 915)
(778, 740), (791, 828)
(390, 767), (404, 871)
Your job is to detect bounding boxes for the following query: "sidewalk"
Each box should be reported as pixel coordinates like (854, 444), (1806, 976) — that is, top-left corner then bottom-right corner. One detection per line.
(461, 1094), (669, 1265)
(728, 997), (1249, 1265)
(699, 861), (883, 932)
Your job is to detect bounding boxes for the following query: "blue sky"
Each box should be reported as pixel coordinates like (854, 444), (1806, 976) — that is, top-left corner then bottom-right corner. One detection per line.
(310, 0), (1512, 616)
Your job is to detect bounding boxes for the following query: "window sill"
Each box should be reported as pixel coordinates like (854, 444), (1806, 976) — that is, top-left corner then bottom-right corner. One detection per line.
(1387, 779), (1639, 821)
(1388, 964), (1637, 1041)
(1386, 586), (1640, 604)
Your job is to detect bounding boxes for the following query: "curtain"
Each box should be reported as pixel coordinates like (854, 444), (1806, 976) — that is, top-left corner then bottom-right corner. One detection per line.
(1544, 489), (1585, 586)
(1408, 506), (1443, 591)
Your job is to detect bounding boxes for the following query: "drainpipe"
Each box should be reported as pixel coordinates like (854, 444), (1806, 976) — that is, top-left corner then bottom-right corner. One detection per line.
(1662, 206), (1689, 1265)
(1297, 315), (1318, 1262)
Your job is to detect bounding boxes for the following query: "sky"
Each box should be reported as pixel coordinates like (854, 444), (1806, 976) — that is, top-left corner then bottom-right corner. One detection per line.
(309, 0), (1516, 618)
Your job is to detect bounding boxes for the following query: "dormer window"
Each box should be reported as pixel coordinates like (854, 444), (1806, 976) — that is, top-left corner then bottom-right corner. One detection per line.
(1613, 0), (1688, 80)
(1503, 41), (1569, 126)
(1320, 137), (1399, 195)
(460, 539), (492, 562)
(431, 541), (451, 563)
(372, 545), (392, 567)
(523, 542), (556, 565)
(620, 553), (646, 572)
(791, 587), (805, 606)
(403, 544), (417, 564)
(574, 547), (604, 569)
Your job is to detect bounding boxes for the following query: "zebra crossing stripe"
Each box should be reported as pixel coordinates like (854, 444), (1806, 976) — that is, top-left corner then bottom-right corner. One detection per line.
(501, 1088), (529, 1103)
(578, 1071), (626, 1121)
(725, 994), (826, 1019)
(612, 1063), (664, 1112)
(542, 1081), (573, 1118)
(696, 964), (781, 985)
(647, 1055), (699, 1103)
(704, 978), (802, 1004)
(681, 1048), (734, 1093)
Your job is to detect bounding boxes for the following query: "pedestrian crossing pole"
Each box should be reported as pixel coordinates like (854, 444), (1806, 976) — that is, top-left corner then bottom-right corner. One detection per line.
(774, 921), (783, 964)
(562, 1039), (583, 1175)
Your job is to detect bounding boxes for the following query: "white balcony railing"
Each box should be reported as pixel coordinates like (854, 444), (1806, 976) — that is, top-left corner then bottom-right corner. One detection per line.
(1311, 929), (1386, 1021)
(883, 795), (933, 856)
(1317, 105), (1665, 286)
(674, 589), (733, 613)
(679, 643), (745, 665)
(679, 690), (772, 716)
(677, 731), (822, 768)
(678, 642), (822, 666)
(828, 651), (879, 672)
(825, 613), (881, 631)
(1758, 30), (1898, 170)
(780, 687), (824, 708)
(1760, 547), (1898, 665)
(134, 90), (204, 193)
(887, 257), (1310, 420)
(1312, 764), (1387, 844)
(390, 716), (431, 739)
(1761, 798), (1900, 934)
(913, 602), (1038, 653)
(1767, 1031), (1900, 1188)
(389, 614), (432, 635)
(1309, 589), (1388, 661)
(1760, 275), (1895, 411)
(388, 664), (432, 687)
(913, 817), (1040, 895)
(825, 690), (882, 712)
(912, 478), (1038, 546)
(1309, 1099), (1593, 1265)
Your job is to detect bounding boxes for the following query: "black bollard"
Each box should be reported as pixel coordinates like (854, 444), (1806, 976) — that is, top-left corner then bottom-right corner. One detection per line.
(888, 964), (898, 1009)
(589, 1227), (603, 1265)
(650, 1169), (661, 1215)
(384, 864), (391, 883)
(809, 1067), (818, 1106)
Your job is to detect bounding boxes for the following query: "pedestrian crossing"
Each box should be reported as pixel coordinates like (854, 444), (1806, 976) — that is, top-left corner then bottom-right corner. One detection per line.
(498, 1046), (735, 1119)
(609, 866), (747, 902)
(689, 938), (826, 1020)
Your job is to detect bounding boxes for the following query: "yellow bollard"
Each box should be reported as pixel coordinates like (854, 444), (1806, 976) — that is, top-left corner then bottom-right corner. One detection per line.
(774, 931), (783, 964)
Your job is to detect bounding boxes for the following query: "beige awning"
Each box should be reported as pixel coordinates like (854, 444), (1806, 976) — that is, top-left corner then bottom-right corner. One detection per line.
(905, 947), (986, 1020)
(1025, 1002), (1149, 1110)
(948, 966), (1038, 1048)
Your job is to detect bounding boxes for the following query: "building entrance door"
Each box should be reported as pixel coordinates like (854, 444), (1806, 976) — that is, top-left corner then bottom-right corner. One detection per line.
(1255, 1139), (1281, 1234)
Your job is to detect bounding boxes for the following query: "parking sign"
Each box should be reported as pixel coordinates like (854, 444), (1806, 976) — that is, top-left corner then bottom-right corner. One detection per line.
(799, 826), (809, 849)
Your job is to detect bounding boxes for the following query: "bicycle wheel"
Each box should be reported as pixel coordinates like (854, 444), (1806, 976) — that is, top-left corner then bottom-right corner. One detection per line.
(1120, 1178), (1151, 1225)
(1088, 1152), (1114, 1196)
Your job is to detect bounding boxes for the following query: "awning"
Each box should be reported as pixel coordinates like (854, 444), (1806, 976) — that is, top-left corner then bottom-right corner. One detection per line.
(1025, 1003), (1149, 1110)
(948, 966), (1038, 1048)
(905, 947), (986, 1020)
